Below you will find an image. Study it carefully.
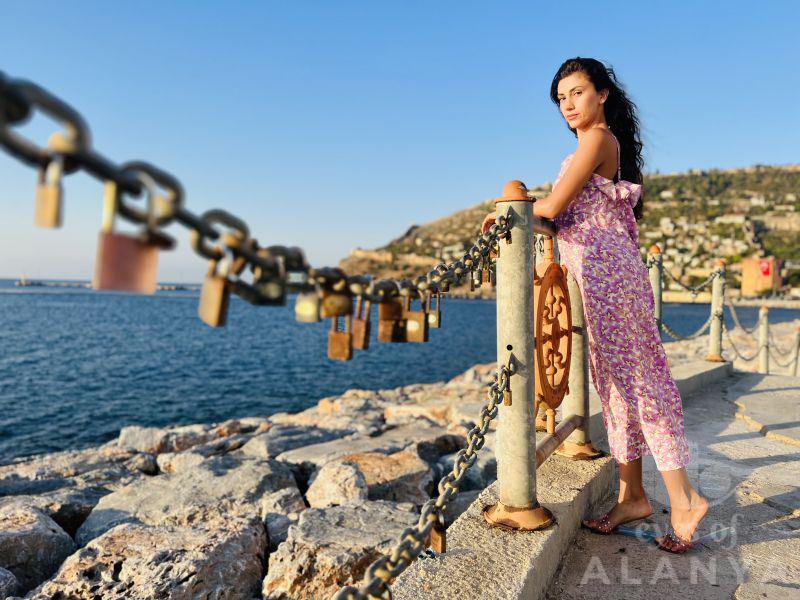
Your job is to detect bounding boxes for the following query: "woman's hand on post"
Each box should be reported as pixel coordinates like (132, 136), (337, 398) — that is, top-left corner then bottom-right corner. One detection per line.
(481, 211), (497, 234)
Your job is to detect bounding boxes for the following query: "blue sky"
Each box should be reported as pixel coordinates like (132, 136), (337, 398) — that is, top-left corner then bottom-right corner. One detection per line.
(1, 1), (797, 281)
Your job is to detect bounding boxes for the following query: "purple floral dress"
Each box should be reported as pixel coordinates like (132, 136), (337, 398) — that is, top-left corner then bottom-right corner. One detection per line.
(552, 132), (690, 471)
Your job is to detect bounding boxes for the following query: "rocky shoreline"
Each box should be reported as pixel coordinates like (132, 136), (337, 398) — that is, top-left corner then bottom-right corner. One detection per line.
(1, 319), (797, 599)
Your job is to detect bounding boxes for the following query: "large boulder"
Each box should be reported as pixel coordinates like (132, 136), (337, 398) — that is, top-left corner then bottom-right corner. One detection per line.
(0, 567), (18, 598)
(262, 500), (418, 599)
(276, 424), (465, 476)
(26, 517), (266, 599)
(75, 454), (297, 545)
(0, 502), (75, 593)
(268, 390), (391, 437)
(116, 423), (214, 454)
(262, 487), (307, 551)
(237, 424), (341, 459)
(342, 450), (435, 505)
(305, 461), (368, 508)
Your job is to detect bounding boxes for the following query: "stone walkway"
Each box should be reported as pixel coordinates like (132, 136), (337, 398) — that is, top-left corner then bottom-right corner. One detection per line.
(546, 370), (800, 599)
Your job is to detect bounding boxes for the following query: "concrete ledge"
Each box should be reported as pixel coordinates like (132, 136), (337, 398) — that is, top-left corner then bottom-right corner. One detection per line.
(393, 454), (614, 600)
(393, 359), (735, 600)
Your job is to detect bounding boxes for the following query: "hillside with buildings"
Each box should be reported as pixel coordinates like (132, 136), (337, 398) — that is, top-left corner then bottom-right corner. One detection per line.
(339, 164), (800, 298)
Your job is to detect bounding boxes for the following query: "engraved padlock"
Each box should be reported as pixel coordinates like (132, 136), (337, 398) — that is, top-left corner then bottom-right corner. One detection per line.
(328, 314), (353, 361)
(427, 291), (442, 328)
(34, 155), (64, 228)
(198, 258), (231, 327)
(352, 296), (372, 350)
(403, 293), (429, 343)
(295, 291), (322, 323)
(92, 176), (174, 295)
(377, 296), (406, 343)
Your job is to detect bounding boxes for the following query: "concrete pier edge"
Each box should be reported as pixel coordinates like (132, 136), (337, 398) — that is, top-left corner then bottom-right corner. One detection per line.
(393, 360), (733, 600)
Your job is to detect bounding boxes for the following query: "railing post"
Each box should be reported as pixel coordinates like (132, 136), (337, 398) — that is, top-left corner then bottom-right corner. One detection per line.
(555, 270), (603, 459)
(792, 327), (800, 377)
(483, 180), (554, 532)
(758, 305), (769, 374)
(705, 258), (726, 362)
(647, 245), (663, 330)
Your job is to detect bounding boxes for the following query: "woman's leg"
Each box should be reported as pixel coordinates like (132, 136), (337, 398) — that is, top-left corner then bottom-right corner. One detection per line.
(582, 457), (653, 529)
(656, 467), (709, 548)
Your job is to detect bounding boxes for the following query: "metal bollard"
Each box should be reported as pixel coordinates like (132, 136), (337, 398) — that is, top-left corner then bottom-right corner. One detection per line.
(705, 259), (726, 362)
(554, 270), (603, 459)
(483, 180), (554, 532)
(647, 245), (663, 330)
(758, 305), (769, 374)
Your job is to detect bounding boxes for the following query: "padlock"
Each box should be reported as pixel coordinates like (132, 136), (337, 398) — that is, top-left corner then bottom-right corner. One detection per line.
(429, 513), (447, 554)
(328, 315), (353, 361)
(427, 291), (442, 328)
(403, 293), (429, 343)
(251, 249), (286, 306)
(377, 297), (406, 343)
(320, 287), (352, 318)
(34, 156), (64, 228)
(198, 258), (231, 327)
(295, 291), (321, 323)
(352, 296), (372, 350)
(92, 180), (171, 295)
(481, 263), (492, 285)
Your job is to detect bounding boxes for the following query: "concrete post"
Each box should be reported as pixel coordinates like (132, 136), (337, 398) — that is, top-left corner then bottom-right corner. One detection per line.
(483, 180), (554, 532)
(705, 259), (726, 362)
(647, 245), (663, 330)
(758, 305), (769, 374)
(554, 271), (603, 459)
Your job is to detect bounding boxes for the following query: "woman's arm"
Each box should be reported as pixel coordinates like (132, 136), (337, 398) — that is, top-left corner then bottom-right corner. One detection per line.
(532, 128), (608, 220)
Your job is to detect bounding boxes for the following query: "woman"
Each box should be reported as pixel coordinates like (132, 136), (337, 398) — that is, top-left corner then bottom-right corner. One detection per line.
(481, 57), (708, 553)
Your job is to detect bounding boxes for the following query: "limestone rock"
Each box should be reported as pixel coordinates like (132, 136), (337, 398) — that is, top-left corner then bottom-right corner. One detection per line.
(237, 424), (341, 459)
(124, 452), (159, 475)
(277, 424), (465, 475)
(436, 438), (497, 492)
(0, 484), (106, 537)
(342, 450), (434, 505)
(116, 423), (213, 454)
(305, 461), (368, 508)
(76, 454), (296, 545)
(0, 502), (75, 593)
(0, 443), (136, 481)
(26, 517), (266, 600)
(155, 451), (205, 474)
(268, 391), (390, 437)
(262, 500), (418, 599)
(0, 567), (19, 598)
(262, 487), (307, 551)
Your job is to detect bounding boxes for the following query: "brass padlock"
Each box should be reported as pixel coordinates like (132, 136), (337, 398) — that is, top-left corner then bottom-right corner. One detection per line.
(352, 296), (371, 350)
(295, 291), (321, 323)
(198, 259), (231, 327)
(427, 291), (442, 328)
(35, 156), (64, 228)
(320, 287), (352, 318)
(429, 513), (446, 554)
(92, 180), (170, 295)
(403, 294), (429, 343)
(377, 297), (406, 343)
(328, 315), (353, 361)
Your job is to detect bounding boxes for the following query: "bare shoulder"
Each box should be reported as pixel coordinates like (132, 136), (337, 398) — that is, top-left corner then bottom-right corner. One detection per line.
(577, 128), (612, 151)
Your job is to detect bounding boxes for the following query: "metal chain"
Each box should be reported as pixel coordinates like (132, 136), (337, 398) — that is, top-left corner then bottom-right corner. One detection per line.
(768, 345), (797, 369)
(332, 359), (515, 600)
(723, 297), (759, 336)
(0, 70), (512, 310)
(659, 311), (715, 341)
(662, 268), (718, 295)
(721, 318), (761, 362)
(767, 330), (796, 359)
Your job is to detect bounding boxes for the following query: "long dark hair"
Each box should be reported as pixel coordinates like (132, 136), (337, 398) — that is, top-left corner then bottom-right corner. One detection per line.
(549, 57), (645, 221)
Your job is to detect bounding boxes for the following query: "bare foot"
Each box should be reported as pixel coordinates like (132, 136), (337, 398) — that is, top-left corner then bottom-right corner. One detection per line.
(582, 496), (653, 533)
(656, 492), (709, 549)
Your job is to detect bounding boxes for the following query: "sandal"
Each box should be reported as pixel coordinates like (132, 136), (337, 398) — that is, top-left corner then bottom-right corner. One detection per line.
(655, 525), (698, 554)
(581, 509), (651, 535)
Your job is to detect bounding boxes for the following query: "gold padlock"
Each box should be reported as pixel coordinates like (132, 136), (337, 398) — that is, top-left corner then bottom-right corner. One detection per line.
(295, 291), (321, 323)
(403, 293), (429, 343)
(377, 297), (406, 343)
(427, 291), (442, 328)
(352, 296), (371, 350)
(328, 315), (353, 361)
(92, 180), (166, 295)
(198, 258), (231, 327)
(34, 156), (64, 228)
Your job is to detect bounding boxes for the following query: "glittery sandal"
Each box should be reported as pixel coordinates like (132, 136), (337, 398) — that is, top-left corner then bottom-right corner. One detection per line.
(581, 509), (651, 535)
(655, 525), (698, 554)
